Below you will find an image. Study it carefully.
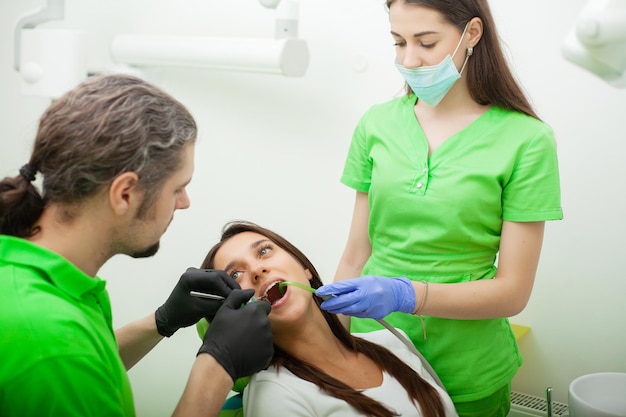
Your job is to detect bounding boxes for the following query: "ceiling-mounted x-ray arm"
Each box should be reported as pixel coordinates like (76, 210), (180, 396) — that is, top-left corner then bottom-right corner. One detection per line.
(563, 0), (626, 88)
(111, 0), (309, 77)
(259, 0), (282, 8)
(576, 8), (626, 47)
(259, 0), (301, 39)
(13, 0), (65, 71)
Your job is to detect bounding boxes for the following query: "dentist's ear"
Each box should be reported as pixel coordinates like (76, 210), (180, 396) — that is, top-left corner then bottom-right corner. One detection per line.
(109, 171), (140, 216)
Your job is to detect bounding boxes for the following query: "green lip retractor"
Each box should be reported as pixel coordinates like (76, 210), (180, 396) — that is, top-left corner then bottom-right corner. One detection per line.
(279, 281), (314, 293)
(278, 281), (333, 300)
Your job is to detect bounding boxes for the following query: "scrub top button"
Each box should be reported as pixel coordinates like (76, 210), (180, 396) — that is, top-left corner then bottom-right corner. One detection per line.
(422, 168), (428, 173)
(416, 182), (423, 189)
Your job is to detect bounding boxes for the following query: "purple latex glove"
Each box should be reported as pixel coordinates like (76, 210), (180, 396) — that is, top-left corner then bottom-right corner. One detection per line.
(316, 276), (416, 319)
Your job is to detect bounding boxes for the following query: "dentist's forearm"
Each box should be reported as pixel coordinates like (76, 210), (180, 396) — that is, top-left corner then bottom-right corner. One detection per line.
(173, 354), (234, 417)
(116, 313), (164, 370)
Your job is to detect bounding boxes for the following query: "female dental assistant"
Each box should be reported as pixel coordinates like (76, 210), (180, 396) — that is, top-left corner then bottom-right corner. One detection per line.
(317, 1), (563, 416)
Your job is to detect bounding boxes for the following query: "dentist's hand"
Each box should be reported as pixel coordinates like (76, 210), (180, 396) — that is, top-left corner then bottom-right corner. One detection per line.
(316, 276), (416, 320)
(155, 267), (240, 337)
(198, 289), (273, 382)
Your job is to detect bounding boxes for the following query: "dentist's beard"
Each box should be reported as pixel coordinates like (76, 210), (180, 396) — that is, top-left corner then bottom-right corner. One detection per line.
(131, 241), (160, 258)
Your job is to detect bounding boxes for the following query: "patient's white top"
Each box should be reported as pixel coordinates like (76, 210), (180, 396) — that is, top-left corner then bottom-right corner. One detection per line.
(243, 329), (458, 417)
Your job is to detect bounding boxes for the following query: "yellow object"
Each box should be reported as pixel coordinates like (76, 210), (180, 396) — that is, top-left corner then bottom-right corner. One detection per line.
(511, 324), (530, 340)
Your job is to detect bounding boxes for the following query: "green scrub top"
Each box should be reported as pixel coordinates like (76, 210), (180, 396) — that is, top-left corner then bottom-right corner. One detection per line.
(341, 95), (563, 403)
(0, 235), (135, 416)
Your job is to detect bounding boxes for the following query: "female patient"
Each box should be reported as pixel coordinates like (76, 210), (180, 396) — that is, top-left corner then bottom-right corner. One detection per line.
(201, 221), (457, 417)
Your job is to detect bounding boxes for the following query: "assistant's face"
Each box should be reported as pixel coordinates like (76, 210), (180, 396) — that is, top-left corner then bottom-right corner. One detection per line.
(390, 3), (467, 70)
(212, 231), (314, 321)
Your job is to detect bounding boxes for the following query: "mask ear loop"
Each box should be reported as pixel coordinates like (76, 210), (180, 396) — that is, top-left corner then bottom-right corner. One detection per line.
(452, 23), (472, 74)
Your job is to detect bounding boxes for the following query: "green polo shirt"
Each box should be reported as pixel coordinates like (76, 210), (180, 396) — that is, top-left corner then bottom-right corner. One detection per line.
(0, 235), (135, 416)
(341, 95), (562, 404)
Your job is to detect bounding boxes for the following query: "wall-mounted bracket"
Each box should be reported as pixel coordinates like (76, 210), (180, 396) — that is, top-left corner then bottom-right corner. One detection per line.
(14, 0), (65, 71)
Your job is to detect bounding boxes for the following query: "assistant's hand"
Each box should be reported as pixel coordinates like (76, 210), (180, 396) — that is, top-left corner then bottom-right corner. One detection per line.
(155, 267), (240, 337)
(316, 276), (416, 319)
(198, 289), (273, 382)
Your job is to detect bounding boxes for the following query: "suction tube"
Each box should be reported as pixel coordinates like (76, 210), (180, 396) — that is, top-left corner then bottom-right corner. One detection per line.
(279, 281), (445, 389)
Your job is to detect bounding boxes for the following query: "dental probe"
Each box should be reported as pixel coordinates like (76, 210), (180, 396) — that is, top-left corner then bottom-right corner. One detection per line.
(190, 291), (259, 303)
(190, 291), (225, 300)
(279, 281), (445, 389)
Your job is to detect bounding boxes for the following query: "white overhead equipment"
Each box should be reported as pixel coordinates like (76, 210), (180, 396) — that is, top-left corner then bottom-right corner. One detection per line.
(13, 0), (309, 98)
(110, 0), (309, 77)
(563, 0), (626, 88)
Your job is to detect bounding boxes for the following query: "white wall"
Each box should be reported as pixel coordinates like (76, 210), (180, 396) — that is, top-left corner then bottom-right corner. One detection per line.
(2, 0), (625, 413)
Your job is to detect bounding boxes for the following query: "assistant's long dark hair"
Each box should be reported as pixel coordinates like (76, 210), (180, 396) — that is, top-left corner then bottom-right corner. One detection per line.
(203, 221), (446, 417)
(387, 0), (539, 120)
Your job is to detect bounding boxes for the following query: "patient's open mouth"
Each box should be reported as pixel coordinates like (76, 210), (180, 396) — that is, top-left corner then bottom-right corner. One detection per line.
(260, 281), (286, 305)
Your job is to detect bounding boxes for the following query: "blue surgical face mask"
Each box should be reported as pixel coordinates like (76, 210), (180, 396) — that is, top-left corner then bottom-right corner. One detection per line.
(395, 24), (471, 107)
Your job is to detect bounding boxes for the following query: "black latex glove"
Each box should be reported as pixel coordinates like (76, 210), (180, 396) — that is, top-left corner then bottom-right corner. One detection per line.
(155, 267), (240, 337)
(198, 289), (273, 382)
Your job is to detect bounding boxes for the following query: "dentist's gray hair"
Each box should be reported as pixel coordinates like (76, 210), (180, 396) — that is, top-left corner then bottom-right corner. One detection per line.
(0, 73), (197, 237)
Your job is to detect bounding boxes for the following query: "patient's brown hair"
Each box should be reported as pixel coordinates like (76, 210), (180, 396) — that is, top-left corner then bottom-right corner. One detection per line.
(203, 221), (446, 417)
